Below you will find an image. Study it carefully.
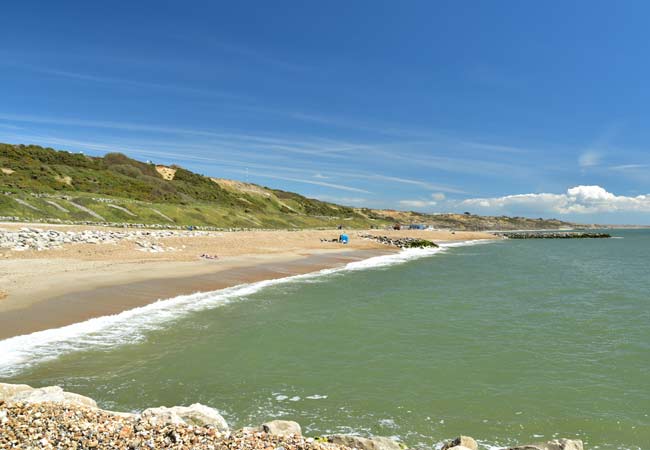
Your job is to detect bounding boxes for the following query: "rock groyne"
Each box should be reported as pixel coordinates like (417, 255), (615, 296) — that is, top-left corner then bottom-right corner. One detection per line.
(358, 234), (439, 248)
(0, 227), (220, 252)
(497, 232), (610, 239)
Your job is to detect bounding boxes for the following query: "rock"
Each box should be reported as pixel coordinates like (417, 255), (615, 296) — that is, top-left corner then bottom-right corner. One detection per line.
(498, 232), (610, 239)
(442, 436), (478, 450)
(507, 439), (584, 450)
(358, 234), (438, 249)
(0, 383), (34, 401)
(141, 406), (186, 425)
(8, 386), (98, 408)
(0, 227), (218, 252)
(261, 420), (302, 437)
(141, 403), (228, 431)
(327, 434), (402, 450)
(105, 410), (138, 419)
(0, 400), (339, 450)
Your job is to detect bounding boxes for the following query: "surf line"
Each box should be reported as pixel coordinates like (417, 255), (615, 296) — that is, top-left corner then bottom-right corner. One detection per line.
(0, 240), (490, 377)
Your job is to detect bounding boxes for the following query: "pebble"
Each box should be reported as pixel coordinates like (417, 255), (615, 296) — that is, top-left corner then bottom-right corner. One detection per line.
(0, 228), (220, 252)
(0, 402), (352, 450)
(358, 234), (438, 249)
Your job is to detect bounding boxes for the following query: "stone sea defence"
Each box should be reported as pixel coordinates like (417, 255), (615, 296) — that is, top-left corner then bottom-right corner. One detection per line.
(0, 383), (585, 450)
(0, 227), (220, 252)
(358, 234), (439, 248)
(497, 232), (610, 239)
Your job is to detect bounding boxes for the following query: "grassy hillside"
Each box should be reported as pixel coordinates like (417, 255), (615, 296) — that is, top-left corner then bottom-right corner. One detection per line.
(355, 208), (579, 231)
(0, 143), (578, 230)
(0, 143), (375, 228)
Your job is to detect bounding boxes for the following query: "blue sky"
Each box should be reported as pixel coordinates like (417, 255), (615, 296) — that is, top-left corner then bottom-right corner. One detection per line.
(2, 1), (650, 224)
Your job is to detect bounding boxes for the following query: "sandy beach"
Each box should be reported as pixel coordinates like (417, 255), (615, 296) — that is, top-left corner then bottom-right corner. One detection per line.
(0, 223), (495, 339)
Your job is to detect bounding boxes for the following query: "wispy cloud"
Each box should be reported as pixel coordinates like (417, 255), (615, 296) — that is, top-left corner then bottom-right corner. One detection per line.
(609, 164), (648, 171)
(398, 193), (446, 210)
(0, 113), (367, 158)
(168, 33), (311, 72)
(461, 141), (528, 154)
(286, 112), (437, 138)
(0, 123), (23, 130)
(230, 170), (371, 194)
(577, 123), (622, 169)
(376, 150), (532, 179)
(209, 41), (310, 72)
(398, 199), (437, 208)
(2, 62), (246, 100)
(362, 174), (466, 194)
(579, 150), (602, 168)
(307, 194), (370, 206)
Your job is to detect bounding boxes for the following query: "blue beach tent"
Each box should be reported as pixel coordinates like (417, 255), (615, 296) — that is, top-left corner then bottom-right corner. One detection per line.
(339, 234), (349, 244)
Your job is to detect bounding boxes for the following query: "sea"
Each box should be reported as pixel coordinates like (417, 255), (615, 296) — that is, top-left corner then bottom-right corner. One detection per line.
(1, 230), (648, 449)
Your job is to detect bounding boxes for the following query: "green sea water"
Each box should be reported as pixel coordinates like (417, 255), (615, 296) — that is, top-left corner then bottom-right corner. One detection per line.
(2, 230), (649, 449)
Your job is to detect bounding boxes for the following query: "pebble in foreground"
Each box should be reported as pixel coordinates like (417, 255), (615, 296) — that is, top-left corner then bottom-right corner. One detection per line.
(0, 401), (344, 450)
(0, 383), (586, 450)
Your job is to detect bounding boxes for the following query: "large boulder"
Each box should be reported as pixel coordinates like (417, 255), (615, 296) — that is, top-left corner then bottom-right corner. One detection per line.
(0, 383), (34, 402)
(261, 419), (302, 437)
(327, 435), (402, 450)
(7, 385), (97, 408)
(141, 404), (228, 431)
(508, 439), (584, 450)
(442, 436), (479, 450)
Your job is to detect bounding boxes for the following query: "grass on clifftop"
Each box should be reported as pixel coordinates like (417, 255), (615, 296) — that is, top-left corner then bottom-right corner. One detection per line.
(0, 143), (375, 228)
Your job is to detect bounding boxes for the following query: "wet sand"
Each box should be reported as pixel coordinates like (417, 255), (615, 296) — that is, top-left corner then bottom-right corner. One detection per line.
(0, 249), (392, 339)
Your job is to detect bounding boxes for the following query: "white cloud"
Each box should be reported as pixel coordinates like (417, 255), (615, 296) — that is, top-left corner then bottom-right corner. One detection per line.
(398, 192), (447, 209)
(579, 151), (601, 168)
(461, 185), (650, 214)
(399, 200), (437, 208)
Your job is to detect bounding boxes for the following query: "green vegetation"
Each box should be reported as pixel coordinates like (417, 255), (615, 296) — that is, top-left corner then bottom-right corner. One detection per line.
(0, 142), (579, 230)
(401, 239), (438, 248)
(361, 209), (578, 231)
(0, 143), (376, 228)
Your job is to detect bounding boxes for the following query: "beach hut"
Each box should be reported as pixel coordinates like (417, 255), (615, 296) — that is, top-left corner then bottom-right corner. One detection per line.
(339, 233), (349, 244)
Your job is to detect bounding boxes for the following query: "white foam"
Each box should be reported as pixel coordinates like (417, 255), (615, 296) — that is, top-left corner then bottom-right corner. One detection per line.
(378, 418), (398, 428)
(0, 239), (490, 377)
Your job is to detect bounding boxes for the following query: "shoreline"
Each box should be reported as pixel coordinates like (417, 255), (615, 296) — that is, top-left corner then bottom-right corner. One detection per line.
(0, 248), (394, 340)
(0, 225), (495, 340)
